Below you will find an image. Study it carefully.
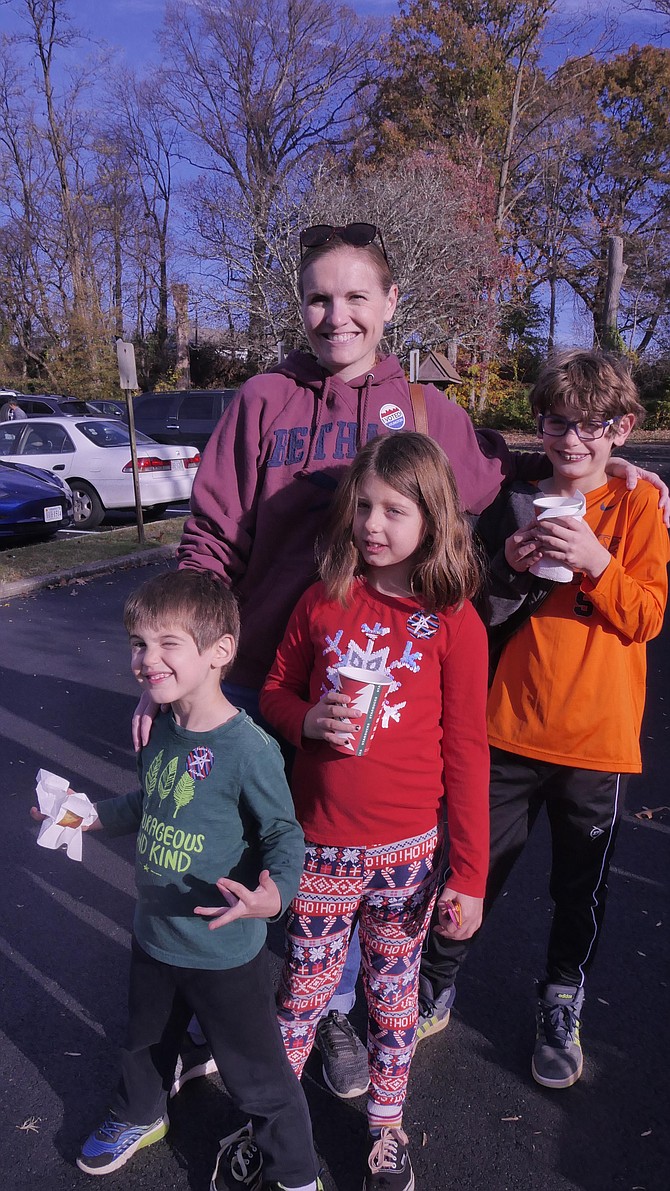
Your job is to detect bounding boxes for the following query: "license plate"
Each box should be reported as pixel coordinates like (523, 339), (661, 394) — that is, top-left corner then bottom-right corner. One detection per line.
(171, 458), (184, 471)
(44, 505), (63, 522)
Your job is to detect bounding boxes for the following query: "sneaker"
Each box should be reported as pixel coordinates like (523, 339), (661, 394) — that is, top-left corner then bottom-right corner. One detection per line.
(267, 1183), (324, 1190)
(76, 1113), (168, 1175)
(315, 1010), (370, 1099)
(415, 983), (456, 1042)
(531, 982), (585, 1089)
(364, 1127), (415, 1191)
(170, 1038), (219, 1097)
(210, 1123), (263, 1191)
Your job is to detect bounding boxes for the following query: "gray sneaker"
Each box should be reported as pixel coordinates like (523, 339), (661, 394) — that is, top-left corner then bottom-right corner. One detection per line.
(531, 982), (585, 1089)
(415, 982), (456, 1042)
(315, 1010), (369, 1099)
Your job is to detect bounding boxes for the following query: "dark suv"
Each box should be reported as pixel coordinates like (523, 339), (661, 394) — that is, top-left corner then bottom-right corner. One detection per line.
(13, 394), (98, 417)
(132, 389), (237, 451)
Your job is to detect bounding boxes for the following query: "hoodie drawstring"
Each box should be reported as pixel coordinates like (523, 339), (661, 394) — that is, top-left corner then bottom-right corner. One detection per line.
(298, 373), (333, 477)
(358, 373), (374, 450)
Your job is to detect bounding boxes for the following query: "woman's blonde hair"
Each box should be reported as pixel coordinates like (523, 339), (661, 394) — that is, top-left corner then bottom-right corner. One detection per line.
(319, 432), (482, 611)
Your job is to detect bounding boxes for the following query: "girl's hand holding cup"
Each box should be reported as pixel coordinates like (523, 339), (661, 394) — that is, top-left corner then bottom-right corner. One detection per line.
(302, 690), (362, 746)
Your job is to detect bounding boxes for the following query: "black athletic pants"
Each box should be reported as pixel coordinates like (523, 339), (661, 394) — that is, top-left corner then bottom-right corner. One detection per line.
(420, 747), (626, 996)
(109, 937), (318, 1187)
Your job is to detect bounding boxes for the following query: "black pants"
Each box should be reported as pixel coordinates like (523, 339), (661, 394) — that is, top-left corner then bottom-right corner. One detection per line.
(421, 747), (626, 997)
(110, 938), (318, 1187)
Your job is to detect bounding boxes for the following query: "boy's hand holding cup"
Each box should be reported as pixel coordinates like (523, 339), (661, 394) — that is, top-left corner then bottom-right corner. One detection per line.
(529, 492), (587, 583)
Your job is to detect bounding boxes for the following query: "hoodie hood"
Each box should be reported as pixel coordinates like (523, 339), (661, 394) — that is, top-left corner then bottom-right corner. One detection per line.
(268, 350), (408, 477)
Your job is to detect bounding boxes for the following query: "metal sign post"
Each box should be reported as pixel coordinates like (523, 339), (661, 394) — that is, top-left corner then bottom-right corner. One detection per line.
(116, 340), (145, 545)
(409, 349), (420, 383)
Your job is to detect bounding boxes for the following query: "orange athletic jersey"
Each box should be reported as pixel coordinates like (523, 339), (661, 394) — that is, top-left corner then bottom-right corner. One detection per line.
(487, 477), (669, 773)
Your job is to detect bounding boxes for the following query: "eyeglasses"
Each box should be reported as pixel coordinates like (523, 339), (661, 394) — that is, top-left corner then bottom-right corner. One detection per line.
(299, 222), (389, 264)
(538, 414), (621, 441)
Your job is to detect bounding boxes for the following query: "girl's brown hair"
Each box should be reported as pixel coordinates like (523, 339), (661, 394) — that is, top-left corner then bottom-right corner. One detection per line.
(319, 432), (482, 611)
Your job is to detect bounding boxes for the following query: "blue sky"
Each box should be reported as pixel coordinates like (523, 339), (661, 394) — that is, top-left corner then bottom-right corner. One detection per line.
(3, 0), (666, 69)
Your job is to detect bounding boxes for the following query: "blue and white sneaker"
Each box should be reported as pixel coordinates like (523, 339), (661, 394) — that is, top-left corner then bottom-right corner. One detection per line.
(76, 1112), (168, 1175)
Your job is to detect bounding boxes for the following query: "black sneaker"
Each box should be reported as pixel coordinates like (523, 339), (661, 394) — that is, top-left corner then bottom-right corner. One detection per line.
(170, 1038), (219, 1097)
(315, 1010), (370, 1099)
(210, 1123), (263, 1191)
(77, 1113), (168, 1175)
(531, 982), (585, 1089)
(364, 1128), (415, 1191)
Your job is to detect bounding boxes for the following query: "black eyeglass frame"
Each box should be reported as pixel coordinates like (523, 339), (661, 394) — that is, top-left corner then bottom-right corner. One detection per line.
(299, 222), (389, 265)
(537, 413), (622, 441)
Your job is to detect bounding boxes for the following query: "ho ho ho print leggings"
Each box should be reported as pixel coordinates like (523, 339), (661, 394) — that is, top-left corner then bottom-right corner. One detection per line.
(277, 828), (440, 1128)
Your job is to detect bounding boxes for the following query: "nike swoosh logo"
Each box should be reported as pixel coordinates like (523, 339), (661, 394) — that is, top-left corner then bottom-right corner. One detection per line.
(600, 502), (617, 511)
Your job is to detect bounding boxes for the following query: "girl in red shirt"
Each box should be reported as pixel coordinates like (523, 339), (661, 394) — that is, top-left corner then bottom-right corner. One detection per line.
(259, 431), (490, 1191)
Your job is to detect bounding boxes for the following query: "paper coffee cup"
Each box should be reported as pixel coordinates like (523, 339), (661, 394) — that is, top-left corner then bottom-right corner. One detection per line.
(331, 666), (393, 756)
(529, 491), (586, 583)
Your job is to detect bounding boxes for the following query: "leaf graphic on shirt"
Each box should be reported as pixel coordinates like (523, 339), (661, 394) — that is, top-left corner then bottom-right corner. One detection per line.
(172, 771), (195, 818)
(144, 749), (164, 798)
(157, 757), (178, 803)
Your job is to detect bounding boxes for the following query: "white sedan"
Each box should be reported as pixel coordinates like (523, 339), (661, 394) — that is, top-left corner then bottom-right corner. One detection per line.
(0, 417), (200, 530)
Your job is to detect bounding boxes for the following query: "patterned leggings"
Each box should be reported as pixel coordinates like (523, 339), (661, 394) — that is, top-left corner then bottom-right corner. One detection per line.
(277, 829), (440, 1126)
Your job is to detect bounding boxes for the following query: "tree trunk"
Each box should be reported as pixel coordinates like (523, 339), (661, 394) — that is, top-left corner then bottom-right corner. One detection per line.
(600, 235), (627, 350)
(548, 275), (556, 350)
(171, 282), (191, 388)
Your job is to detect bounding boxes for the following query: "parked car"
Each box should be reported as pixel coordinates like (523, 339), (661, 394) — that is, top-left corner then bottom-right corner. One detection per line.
(0, 458), (73, 541)
(0, 417), (200, 530)
(87, 399), (127, 419)
(10, 394), (98, 417)
(132, 388), (237, 451)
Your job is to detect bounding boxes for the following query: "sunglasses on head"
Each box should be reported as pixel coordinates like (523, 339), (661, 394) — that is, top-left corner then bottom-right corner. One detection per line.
(299, 222), (388, 264)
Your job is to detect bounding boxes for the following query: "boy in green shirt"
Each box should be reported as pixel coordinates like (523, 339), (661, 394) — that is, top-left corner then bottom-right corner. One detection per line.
(33, 570), (320, 1191)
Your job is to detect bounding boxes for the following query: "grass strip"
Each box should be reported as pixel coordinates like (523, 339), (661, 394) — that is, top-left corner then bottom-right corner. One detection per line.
(0, 519), (184, 586)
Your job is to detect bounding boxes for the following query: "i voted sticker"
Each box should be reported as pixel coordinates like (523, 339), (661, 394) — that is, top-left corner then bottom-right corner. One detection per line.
(379, 403), (406, 430)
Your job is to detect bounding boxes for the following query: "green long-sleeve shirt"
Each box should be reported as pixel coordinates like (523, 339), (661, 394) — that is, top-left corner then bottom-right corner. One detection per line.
(96, 711), (304, 969)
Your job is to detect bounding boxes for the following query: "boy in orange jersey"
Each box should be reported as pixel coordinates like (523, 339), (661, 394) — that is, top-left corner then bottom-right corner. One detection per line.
(417, 349), (669, 1089)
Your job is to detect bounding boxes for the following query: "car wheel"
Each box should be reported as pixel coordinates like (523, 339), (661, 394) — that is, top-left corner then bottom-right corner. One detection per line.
(144, 503), (172, 521)
(70, 480), (104, 530)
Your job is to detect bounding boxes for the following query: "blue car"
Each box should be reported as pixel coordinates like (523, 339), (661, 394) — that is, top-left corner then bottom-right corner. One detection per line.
(0, 459), (73, 541)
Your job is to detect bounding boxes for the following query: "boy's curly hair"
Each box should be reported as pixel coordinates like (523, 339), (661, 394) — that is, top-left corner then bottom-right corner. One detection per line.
(530, 349), (645, 426)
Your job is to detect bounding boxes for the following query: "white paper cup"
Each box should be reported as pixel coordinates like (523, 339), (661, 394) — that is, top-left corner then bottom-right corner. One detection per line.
(331, 666), (394, 756)
(529, 492), (586, 583)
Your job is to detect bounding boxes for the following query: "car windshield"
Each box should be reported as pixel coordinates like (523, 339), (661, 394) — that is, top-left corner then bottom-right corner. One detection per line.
(77, 421), (153, 447)
(59, 400), (93, 415)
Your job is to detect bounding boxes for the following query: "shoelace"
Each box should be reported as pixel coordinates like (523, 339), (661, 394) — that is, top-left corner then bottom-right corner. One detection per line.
(229, 1134), (259, 1180)
(320, 1013), (360, 1056)
(539, 1002), (579, 1048)
(97, 1118), (128, 1141)
(369, 1130), (404, 1173)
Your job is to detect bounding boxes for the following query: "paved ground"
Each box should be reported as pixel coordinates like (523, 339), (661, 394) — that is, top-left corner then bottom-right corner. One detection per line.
(1, 545), (669, 1189)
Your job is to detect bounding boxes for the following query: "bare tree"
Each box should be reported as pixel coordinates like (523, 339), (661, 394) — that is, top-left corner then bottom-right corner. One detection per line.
(159, 0), (377, 355)
(255, 151), (509, 369)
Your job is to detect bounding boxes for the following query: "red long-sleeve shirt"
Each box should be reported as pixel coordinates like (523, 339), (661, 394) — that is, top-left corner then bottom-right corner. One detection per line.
(260, 578), (491, 898)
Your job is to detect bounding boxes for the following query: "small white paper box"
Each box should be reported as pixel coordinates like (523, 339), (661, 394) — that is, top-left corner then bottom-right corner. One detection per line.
(35, 769), (97, 862)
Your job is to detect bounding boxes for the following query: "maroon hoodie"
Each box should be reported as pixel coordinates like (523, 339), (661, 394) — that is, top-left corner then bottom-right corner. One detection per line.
(178, 351), (524, 688)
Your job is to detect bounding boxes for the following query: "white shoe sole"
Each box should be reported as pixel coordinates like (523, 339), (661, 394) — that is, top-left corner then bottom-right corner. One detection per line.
(322, 1064), (370, 1100)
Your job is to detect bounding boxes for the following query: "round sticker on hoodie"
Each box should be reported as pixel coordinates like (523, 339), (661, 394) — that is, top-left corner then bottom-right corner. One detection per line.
(379, 403), (406, 430)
